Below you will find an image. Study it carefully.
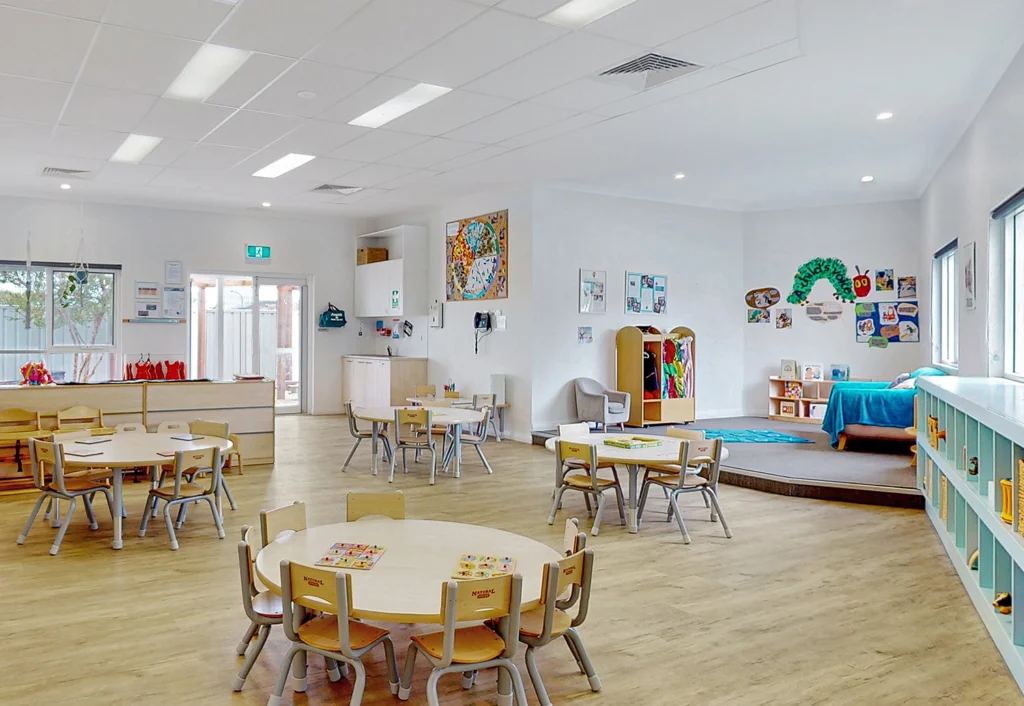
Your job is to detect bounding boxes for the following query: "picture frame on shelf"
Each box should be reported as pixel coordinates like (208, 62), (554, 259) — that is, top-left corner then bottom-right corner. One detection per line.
(829, 364), (850, 381)
(801, 363), (824, 381)
(779, 400), (797, 417)
(780, 359), (798, 380)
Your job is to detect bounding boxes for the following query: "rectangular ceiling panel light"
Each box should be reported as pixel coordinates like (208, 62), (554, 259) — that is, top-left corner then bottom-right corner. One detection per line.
(252, 153), (315, 178)
(348, 83), (452, 129)
(165, 44), (252, 102)
(540, 0), (638, 29)
(109, 134), (163, 164)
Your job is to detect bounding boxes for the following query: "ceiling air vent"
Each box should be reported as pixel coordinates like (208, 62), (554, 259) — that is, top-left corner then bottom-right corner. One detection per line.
(40, 166), (92, 180)
(598, 53), (703, 91)
(312, 184), (363, 196)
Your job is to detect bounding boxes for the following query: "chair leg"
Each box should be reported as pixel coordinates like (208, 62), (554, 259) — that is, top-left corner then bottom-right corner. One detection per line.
(139, 495), (155, 537)
(16, 494), (47, 545)
(232, 623), (271, 691)
(44, 497), (52, 521)
(636, 481), (653, 524)
(207, 496), (226, 539)
(504, 661), (530, 706)
(475, 444), (494, 474)
(342, 438), (361, 471)
(398, 642), (419, 701)
(349, 658), (367, 706)
(82, 493), (98, 530)
(563, 632), (586, 674)
(50, 496), (77, 556)
(100, 487), (115, 521)
(705, 488), (733, 538)
(425, 669), (441, 706)
(669, 493), (691, 544)
(49, 498), (60, 527)
(221, 476), (237, 511)
(548, 486), (567, 525)
(565, 628), (602, 691)
(162, 503), (180, 551)
(268, 644), (301, 706)
(236, 621), (259, 655)
(429, 446), (437, 485)
(592, 492), (607, 536)
(383, 636), (400, 694)
(583, 492), (593, 518)
(525, 646), (552, 706)
(325, 658), (342, 683)
(613, 485), (627, 526)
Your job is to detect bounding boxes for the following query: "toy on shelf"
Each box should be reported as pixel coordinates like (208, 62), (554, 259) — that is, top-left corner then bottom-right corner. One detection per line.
(968, 457), (979, 476)
(1000, 478), (1014, 524)
(19, 361), (53, 386)
(926, 416), (946, 449)
(994, 592), (1012, 615)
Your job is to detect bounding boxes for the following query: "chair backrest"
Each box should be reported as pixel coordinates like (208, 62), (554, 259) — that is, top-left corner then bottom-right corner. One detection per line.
(473, 407), (491, 441)
(190, 419), (229, 439)
(260, 501), (307, 545)
(574, 377), (605, 396)
(237, 525), (261, 619)
(666, 427), (705, 441)
(29, 438), (63, 492)
(692, 437), (724, 485)
(563, 517), (587, 555)
(556, 440), (602, 491)
(434, 574), (523, 668)
(346, 491), (406, 521)
(534, 549), (595, 642)
(415, 384), (436, 398)
(473, 393), (495, 409)
(394, 407), (430, 444)
(345, 401), (363, 436)
(280, 561), (359, 658)
(667, 427), (715, 467)
(0, 408), (40, 433)
(157, 420), (190, 433)
(557, 422), (590, 437)
(166, 447), (220, 497)
(116, 422), (146, 433)
(444, 390), (461, 399)
(57, 405), (103, 430)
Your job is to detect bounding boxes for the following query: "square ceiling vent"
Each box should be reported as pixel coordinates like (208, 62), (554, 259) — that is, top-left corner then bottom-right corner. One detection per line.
(598, 53), (703, 91)
(40, 166), (93, 181)
(312, 184), (363, 196)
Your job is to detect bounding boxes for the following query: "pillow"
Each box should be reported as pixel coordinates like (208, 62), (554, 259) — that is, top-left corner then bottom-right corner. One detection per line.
(888, 373), (911, 389)
(893, 377), (917, 390)
(909, 366), (947, 378)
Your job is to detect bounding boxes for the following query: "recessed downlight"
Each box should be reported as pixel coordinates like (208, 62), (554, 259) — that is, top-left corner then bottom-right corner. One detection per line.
(674, 173), (686, 180)
(297, 91), (317, 99)
(262, 202), (271, 208)
(876, 111), (894, 121)
(861, 175), (875, 183)
(60, 183), (71, 190)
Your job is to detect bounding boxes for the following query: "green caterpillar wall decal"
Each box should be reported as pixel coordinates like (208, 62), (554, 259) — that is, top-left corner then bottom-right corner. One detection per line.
(786, 258), (857, 305)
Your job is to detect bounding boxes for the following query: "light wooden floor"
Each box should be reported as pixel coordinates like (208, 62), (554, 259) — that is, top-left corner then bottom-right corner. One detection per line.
(1, 415), (1021, 706)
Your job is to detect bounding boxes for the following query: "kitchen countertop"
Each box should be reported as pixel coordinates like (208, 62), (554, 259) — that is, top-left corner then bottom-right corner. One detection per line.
(342, 355), (427, 360)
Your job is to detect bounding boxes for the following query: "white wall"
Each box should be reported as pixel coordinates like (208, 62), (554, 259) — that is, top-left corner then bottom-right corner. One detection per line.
(920, 44), (1024, 376)
(0, 196), (366, 414)
(531, 189), (746, 428)
(741, 201), (926, 412)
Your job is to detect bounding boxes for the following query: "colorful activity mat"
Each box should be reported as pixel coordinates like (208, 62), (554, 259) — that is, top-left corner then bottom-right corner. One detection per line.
(316, 543), (387, 570)
(452, 554), (516, 580)
(702, 429), (813, 444)
(603, 436), (663, 449)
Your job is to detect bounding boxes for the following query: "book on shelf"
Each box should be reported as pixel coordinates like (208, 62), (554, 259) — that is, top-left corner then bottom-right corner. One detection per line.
(780, 359), (798, 380)
(779, 400), (797, 417)
(783, 381), (803, 399)
(829, 363), (850, 381)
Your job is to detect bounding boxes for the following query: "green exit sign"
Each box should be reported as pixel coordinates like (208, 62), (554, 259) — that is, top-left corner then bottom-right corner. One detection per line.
(246, 244), (271, 262)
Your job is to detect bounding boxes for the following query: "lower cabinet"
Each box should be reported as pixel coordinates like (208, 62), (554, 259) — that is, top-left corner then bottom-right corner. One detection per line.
(342, 356), (427, 409)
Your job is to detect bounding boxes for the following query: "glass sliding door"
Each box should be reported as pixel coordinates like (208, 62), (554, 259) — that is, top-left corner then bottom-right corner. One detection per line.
(256, 278), (306, 414)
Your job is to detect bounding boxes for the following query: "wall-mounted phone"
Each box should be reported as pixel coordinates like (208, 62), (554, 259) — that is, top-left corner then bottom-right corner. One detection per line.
(474, 311), (491, 354)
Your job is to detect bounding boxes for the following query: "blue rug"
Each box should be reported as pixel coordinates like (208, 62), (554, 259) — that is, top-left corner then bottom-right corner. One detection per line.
(702, 429), (813, 444)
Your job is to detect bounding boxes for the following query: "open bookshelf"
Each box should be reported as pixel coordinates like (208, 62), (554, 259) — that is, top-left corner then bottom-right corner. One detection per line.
(767, 376), (834, 424)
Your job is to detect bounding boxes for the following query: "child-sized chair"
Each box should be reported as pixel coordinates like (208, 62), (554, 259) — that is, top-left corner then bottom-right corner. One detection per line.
(392, 408), (438, 484)
(260, 501), (307, 545)
(346, 491), (405, 522)
(139, 447), (225, 551)
(233, 525), (283, 691)
(549, 440), (626, 536)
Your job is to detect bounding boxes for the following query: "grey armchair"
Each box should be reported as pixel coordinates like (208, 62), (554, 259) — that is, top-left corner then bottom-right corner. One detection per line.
(574, 378), (630, 431)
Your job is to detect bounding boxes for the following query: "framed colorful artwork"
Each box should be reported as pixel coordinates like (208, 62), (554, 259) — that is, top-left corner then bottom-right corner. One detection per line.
(446, 209), (508, 301)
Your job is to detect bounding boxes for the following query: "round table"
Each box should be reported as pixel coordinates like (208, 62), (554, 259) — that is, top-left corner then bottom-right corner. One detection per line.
(255, 519), (561, 623)
(61, 432), (233, 550)
(354, 407), (484, 477)
(543, 433), (729, 534)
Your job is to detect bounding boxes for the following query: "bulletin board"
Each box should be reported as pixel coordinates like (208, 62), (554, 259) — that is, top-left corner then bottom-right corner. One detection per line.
(625, 272), (667, 315)
(855, 301), (920, 344)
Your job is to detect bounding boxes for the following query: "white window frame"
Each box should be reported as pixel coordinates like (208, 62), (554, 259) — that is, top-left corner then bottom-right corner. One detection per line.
(932, 241), (958, 370)
(1005, 208), (1024, 382)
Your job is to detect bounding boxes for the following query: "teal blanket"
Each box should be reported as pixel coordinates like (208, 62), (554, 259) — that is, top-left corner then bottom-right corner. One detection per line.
(821, 381), (916, 448)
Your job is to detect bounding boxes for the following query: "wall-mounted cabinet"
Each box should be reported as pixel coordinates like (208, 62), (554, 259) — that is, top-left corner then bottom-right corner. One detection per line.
(353, 225), (427, 318)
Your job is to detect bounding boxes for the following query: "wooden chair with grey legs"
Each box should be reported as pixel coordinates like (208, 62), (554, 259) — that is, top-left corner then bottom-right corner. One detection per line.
(646, 427), (718, 509)
(553, 423), (621, 515)
(637, 437), (732, 543)
(139, 447), (225, 551)
(233, 525), (283, 692)
(453, 406), (493, 474)
(398, 573), (529, 706)
(268, 561), (400, 705)
(549, 440), (626, 536)
(45, 429), (123, 523)
(17, 438), (115, 555)
(342, 401), (391, 471)
(346, 491), (405, 522)
(391, 408), (439, 484)
(260, 500), (306, 545)
(518, 548), (601, 706)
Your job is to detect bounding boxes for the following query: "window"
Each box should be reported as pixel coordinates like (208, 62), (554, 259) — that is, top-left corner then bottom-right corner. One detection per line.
(0, 262), (118, 384)
(1007, 209), (1024, 378)
(933, 240), (958, 368)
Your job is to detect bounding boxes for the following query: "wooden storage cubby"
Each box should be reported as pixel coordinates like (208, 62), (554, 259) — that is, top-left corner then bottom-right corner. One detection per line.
(615, 325), (696, 427)
(767, 376), (835, 424)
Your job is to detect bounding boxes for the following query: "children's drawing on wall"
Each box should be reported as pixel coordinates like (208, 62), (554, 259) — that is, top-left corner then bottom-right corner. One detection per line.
(806, 302), (843, 322)
(775, 308), (792, 329)
(851, 267), (872, 298)
(875, 269), (894, 291)
(856, 300), (919, 343)
(786, 258), (856, 305)
(745, 287), (780, 309)
(879, 303), (898, 324)
(961, 241), (976, 310)
(577, 326), (593, 344)
(747, 308), (770, 324)
(898, 276), (917, 299)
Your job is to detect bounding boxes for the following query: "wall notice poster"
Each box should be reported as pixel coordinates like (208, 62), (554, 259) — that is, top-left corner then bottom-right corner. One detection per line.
(961, 241), (976, 310)
(135, 281), (159, 299)
(579, 269), (607, 314)
(135, 299), (158, 318)
(625, 272), (667, 314)
(162, 286), (186, 318)
(855, 300), (919, 344)
(446, 209), (508, 301)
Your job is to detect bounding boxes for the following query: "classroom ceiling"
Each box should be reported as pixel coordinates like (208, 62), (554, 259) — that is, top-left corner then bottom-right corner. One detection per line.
(0, 0), (1021, 218)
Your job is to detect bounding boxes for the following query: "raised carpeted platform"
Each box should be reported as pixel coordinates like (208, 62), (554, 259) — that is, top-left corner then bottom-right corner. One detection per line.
(533, 416), (922, 509)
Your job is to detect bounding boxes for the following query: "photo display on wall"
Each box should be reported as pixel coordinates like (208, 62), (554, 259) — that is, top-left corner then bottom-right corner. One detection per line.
(625, 272), (667, 314)
(855, 301), (919, 344)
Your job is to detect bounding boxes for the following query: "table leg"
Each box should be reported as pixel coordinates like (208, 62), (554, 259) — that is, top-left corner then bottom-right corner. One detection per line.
(453, 425), (463, 478)
(112, 468), (124, 549)
(627, 464), (639, 534)
(371, 421), (380, 476)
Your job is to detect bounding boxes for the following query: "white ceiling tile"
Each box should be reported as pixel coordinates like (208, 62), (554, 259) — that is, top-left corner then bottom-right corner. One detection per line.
(0, 75), (71, 122)
(339, 186), (388, 203)
(134, 99), (235, 141)
(0, 0), (109, 21)
(377, 169), (440, 190)
(0, 119), (53, 153)
(60, 85), (158, 132)
(171, 143), (255, 171)
(532, 78), (638, 111)
(0, 7), (95, 82)
(464, 31), (642, 100)
(585, 0), (766, 48)
(341, 162), (416, 187)
(245, 61), (376, 118)
(79, 25), (200, 95)
(211, 0), (369, 58)
(328, 130), (430, 162)
(206, 53), (293, 109)
(311, 0), (485, 74)
(383, 90), (514, 136)
(93, 162), (164, 185)
(47, 125), (128, 161)
(724, 38), (803, 73)
(147, 167), (215, 189)
(656, 0), (799, 66)
(495, 0), (566, 17)
(445, 102), (575, 143)
(465, 0), (501, 5)
(204, 110), (304, 150)
(380, 138), (483, 169)
(266, 119), (368, 155)
(498, 112), (605, 148)
(590, 65), (738, 117)
(324, 75), (420, 124)
(432, 144), (508, 172)
(138, 138), (195, 166)
(104, 0), (232, 41)
(388, 9), (566, 87)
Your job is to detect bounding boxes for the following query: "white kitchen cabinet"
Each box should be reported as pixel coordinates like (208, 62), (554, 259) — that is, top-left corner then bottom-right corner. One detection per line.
(342, 356), (427, 408)
(353, 225), (427, 318)
(354, 259), (403, 318)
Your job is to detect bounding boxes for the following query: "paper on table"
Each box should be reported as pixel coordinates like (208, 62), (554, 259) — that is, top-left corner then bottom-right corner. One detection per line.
(452, 554), (516, 580)
(66, 450), (103, 458)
